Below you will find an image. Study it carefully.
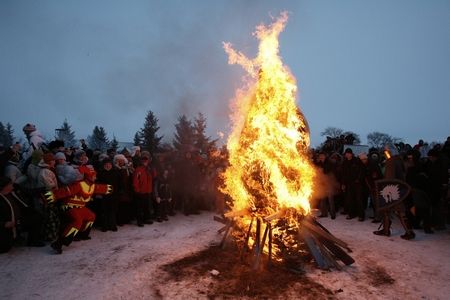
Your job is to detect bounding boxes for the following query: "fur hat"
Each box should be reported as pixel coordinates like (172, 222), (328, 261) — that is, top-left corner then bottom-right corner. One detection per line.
(54, 152), (66, 161)
(113, 154), (128, 166)
(131, 146), (140, 157)
(22, 123), (36, 133)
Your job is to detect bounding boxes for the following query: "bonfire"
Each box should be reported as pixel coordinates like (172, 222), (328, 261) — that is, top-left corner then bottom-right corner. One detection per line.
(217, 12), (354, 271)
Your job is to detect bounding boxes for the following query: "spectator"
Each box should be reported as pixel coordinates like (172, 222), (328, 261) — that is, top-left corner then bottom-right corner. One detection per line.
(54, 152), (82, 186)
(22, 123), (46, 162)
(153, 169), (171, 222)
(341, 148), (365, 221)
(37, 153), (60, 242)
(132, 151), (155, 226)
(113, 154), (134, 225)
(96, 158), (120, 232)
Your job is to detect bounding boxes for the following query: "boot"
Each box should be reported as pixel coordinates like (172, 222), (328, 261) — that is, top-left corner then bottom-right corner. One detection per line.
(51, 240), (63, 254)
(373, 215), (391, 236)
(401, 231), (416, 240)
(397, 210), (415, 240)
(77, 226), (92, 240)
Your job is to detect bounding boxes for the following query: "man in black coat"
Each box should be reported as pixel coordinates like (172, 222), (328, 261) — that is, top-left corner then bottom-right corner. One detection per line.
(341, 148), (365, 221)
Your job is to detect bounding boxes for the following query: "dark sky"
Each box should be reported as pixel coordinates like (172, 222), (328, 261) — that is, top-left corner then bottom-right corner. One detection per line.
(1, 0), (449, 147)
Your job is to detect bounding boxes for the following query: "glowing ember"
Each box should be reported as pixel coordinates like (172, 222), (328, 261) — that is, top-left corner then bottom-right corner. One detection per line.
(221, 12), (315, 220)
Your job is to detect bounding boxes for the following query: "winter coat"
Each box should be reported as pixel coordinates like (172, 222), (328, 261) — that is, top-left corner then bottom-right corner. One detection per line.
(4, 162), (27, 185)
(36, 162), (58, 191)
(133, 166), (156, 194)
(341, 157), (365, 186)
(97, 168), (120, 194)
(56, 162), (82, 186)
(26, 164), (41, 189)
(23, 130), (45, 161)
(154, 176), (172, 200)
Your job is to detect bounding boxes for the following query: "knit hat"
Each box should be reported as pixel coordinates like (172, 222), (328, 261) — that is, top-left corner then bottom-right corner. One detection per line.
(73, 150), (86, 164)
(344, 148), (353, 154)
(54, 152), (66, 161)
(43, 152), (55, 164)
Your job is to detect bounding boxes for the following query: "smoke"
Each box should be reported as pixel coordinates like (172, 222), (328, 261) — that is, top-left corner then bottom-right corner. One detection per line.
(311, 166), (340, 201)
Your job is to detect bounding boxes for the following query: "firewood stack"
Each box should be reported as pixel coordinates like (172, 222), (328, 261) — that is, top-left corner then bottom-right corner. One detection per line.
(214, 208), (355, 271)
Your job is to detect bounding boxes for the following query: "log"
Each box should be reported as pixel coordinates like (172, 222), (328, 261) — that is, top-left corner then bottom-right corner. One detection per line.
(301, 218), (351, 252)
(298, 226), (329, 270)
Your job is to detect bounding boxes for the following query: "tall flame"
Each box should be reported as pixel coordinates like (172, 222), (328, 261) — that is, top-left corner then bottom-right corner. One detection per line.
(221, 12), (315, 218)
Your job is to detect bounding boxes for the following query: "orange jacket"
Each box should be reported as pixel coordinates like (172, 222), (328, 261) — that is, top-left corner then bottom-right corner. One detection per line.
(133, 166), (156, 194)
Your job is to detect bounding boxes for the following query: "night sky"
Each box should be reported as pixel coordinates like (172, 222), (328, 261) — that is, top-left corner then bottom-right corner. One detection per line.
(1, 0), (449, 147)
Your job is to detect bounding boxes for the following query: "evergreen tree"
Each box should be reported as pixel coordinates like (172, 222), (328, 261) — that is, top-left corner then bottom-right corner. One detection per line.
(0, 122), (15, 148)
(55, 119), (77, 147)
(138, 110), (163, 153)
(133, 132), (143, 147)
(110, 135), (119, 151)
(193, 112), (217, 154)
(172, 115), (196, 153)
(87, 126), (110, 151)
(4, 123), (14, 147)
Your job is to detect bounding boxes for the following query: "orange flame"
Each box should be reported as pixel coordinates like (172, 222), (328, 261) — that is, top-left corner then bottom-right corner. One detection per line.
(221, 12), (315, 219)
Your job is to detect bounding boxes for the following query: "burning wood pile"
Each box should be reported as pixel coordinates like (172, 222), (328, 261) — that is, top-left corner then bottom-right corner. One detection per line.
(217, 12), (354, 271)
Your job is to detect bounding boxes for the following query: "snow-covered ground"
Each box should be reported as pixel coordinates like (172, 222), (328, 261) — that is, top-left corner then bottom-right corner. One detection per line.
(0, 211), (449, 299)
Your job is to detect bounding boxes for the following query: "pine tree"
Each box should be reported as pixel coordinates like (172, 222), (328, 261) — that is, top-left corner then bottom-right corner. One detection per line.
(110, 135), (119, 151)
(87, 126), (110, 151)
(133, 132), (142, 147)
(172, 115), (196, 153)
(4, 123), (15, 147)
(0, 122), (15, 148)
(55, 119), (77, 147)
(193, 112), (217, 154)
(138, 110), (163, 154)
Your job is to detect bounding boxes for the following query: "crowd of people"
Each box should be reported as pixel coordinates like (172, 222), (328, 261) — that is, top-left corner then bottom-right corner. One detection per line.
(0, 122), (449, 254)
(312, 138), (450, 240)
(0, 123), (227, 254)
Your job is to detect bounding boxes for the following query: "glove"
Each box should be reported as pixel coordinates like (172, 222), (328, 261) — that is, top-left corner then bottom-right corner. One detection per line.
(45, 191), (55, 203)
(156, 197), (161, 204)
(106, 185), (113, 195)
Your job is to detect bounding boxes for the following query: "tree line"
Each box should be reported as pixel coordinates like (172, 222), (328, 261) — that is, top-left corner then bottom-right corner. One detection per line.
(0, 111), (217, 156)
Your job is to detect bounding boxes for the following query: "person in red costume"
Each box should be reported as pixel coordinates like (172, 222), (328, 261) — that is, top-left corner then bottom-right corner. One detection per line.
(45, 166), (112, 254)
